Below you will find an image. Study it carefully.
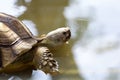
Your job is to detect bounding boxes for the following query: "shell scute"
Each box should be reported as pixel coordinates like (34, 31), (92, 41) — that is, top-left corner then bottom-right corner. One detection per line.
(0, 22), (20, 45)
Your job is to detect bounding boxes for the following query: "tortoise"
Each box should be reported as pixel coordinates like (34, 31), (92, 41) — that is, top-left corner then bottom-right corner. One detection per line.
(0, 13), (71, 74)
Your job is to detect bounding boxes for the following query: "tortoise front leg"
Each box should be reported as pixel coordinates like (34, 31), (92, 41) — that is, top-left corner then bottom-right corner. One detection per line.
(33, 46), (59, 74)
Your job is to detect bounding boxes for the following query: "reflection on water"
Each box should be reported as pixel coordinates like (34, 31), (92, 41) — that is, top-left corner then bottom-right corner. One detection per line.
(0, 0), (26, 17)
(30, 70), (52, 80)
(65, 0), (120, 80)
(22, 20), (38, 36)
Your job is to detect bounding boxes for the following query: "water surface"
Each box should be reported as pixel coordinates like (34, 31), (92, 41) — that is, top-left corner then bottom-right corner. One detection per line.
(64, 0), (120, 80)
(1, 0), (120, 80)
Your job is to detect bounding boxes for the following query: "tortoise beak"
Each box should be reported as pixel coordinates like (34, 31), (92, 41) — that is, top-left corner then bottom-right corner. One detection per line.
(62, 27), (71, 43)
(64, 27), (71, 42)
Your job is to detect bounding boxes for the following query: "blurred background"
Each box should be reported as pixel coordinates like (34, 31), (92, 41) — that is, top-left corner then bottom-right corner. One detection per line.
(0, 0), (120, 80)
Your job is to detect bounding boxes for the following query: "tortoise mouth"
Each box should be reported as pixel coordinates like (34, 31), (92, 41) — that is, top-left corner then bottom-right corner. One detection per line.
(63, 29), (71, 42)
(66, 29), (71, 40)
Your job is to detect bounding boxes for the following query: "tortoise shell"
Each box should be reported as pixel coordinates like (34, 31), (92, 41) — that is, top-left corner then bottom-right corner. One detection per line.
(0, 13), (38, 67)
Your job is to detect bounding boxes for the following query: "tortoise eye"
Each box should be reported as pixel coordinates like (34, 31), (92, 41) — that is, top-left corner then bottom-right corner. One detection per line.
(62, 32), (66, 35)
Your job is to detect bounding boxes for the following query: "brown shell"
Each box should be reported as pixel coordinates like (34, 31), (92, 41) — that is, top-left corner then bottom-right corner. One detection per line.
(0, 13), (37, 67)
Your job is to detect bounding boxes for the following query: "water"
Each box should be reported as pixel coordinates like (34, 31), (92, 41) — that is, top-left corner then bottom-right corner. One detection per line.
(0, 0), (26, 17)
(64, 0), (120, 80)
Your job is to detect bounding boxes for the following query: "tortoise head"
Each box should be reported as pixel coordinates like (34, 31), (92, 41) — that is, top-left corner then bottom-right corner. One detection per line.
(45, 27), (71, 45)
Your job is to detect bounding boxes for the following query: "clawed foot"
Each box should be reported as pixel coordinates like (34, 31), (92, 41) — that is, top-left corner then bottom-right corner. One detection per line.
(39, 49), (59, 73)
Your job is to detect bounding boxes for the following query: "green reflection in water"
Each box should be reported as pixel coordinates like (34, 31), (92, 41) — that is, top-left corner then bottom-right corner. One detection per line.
(18, 0), (83, 80)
